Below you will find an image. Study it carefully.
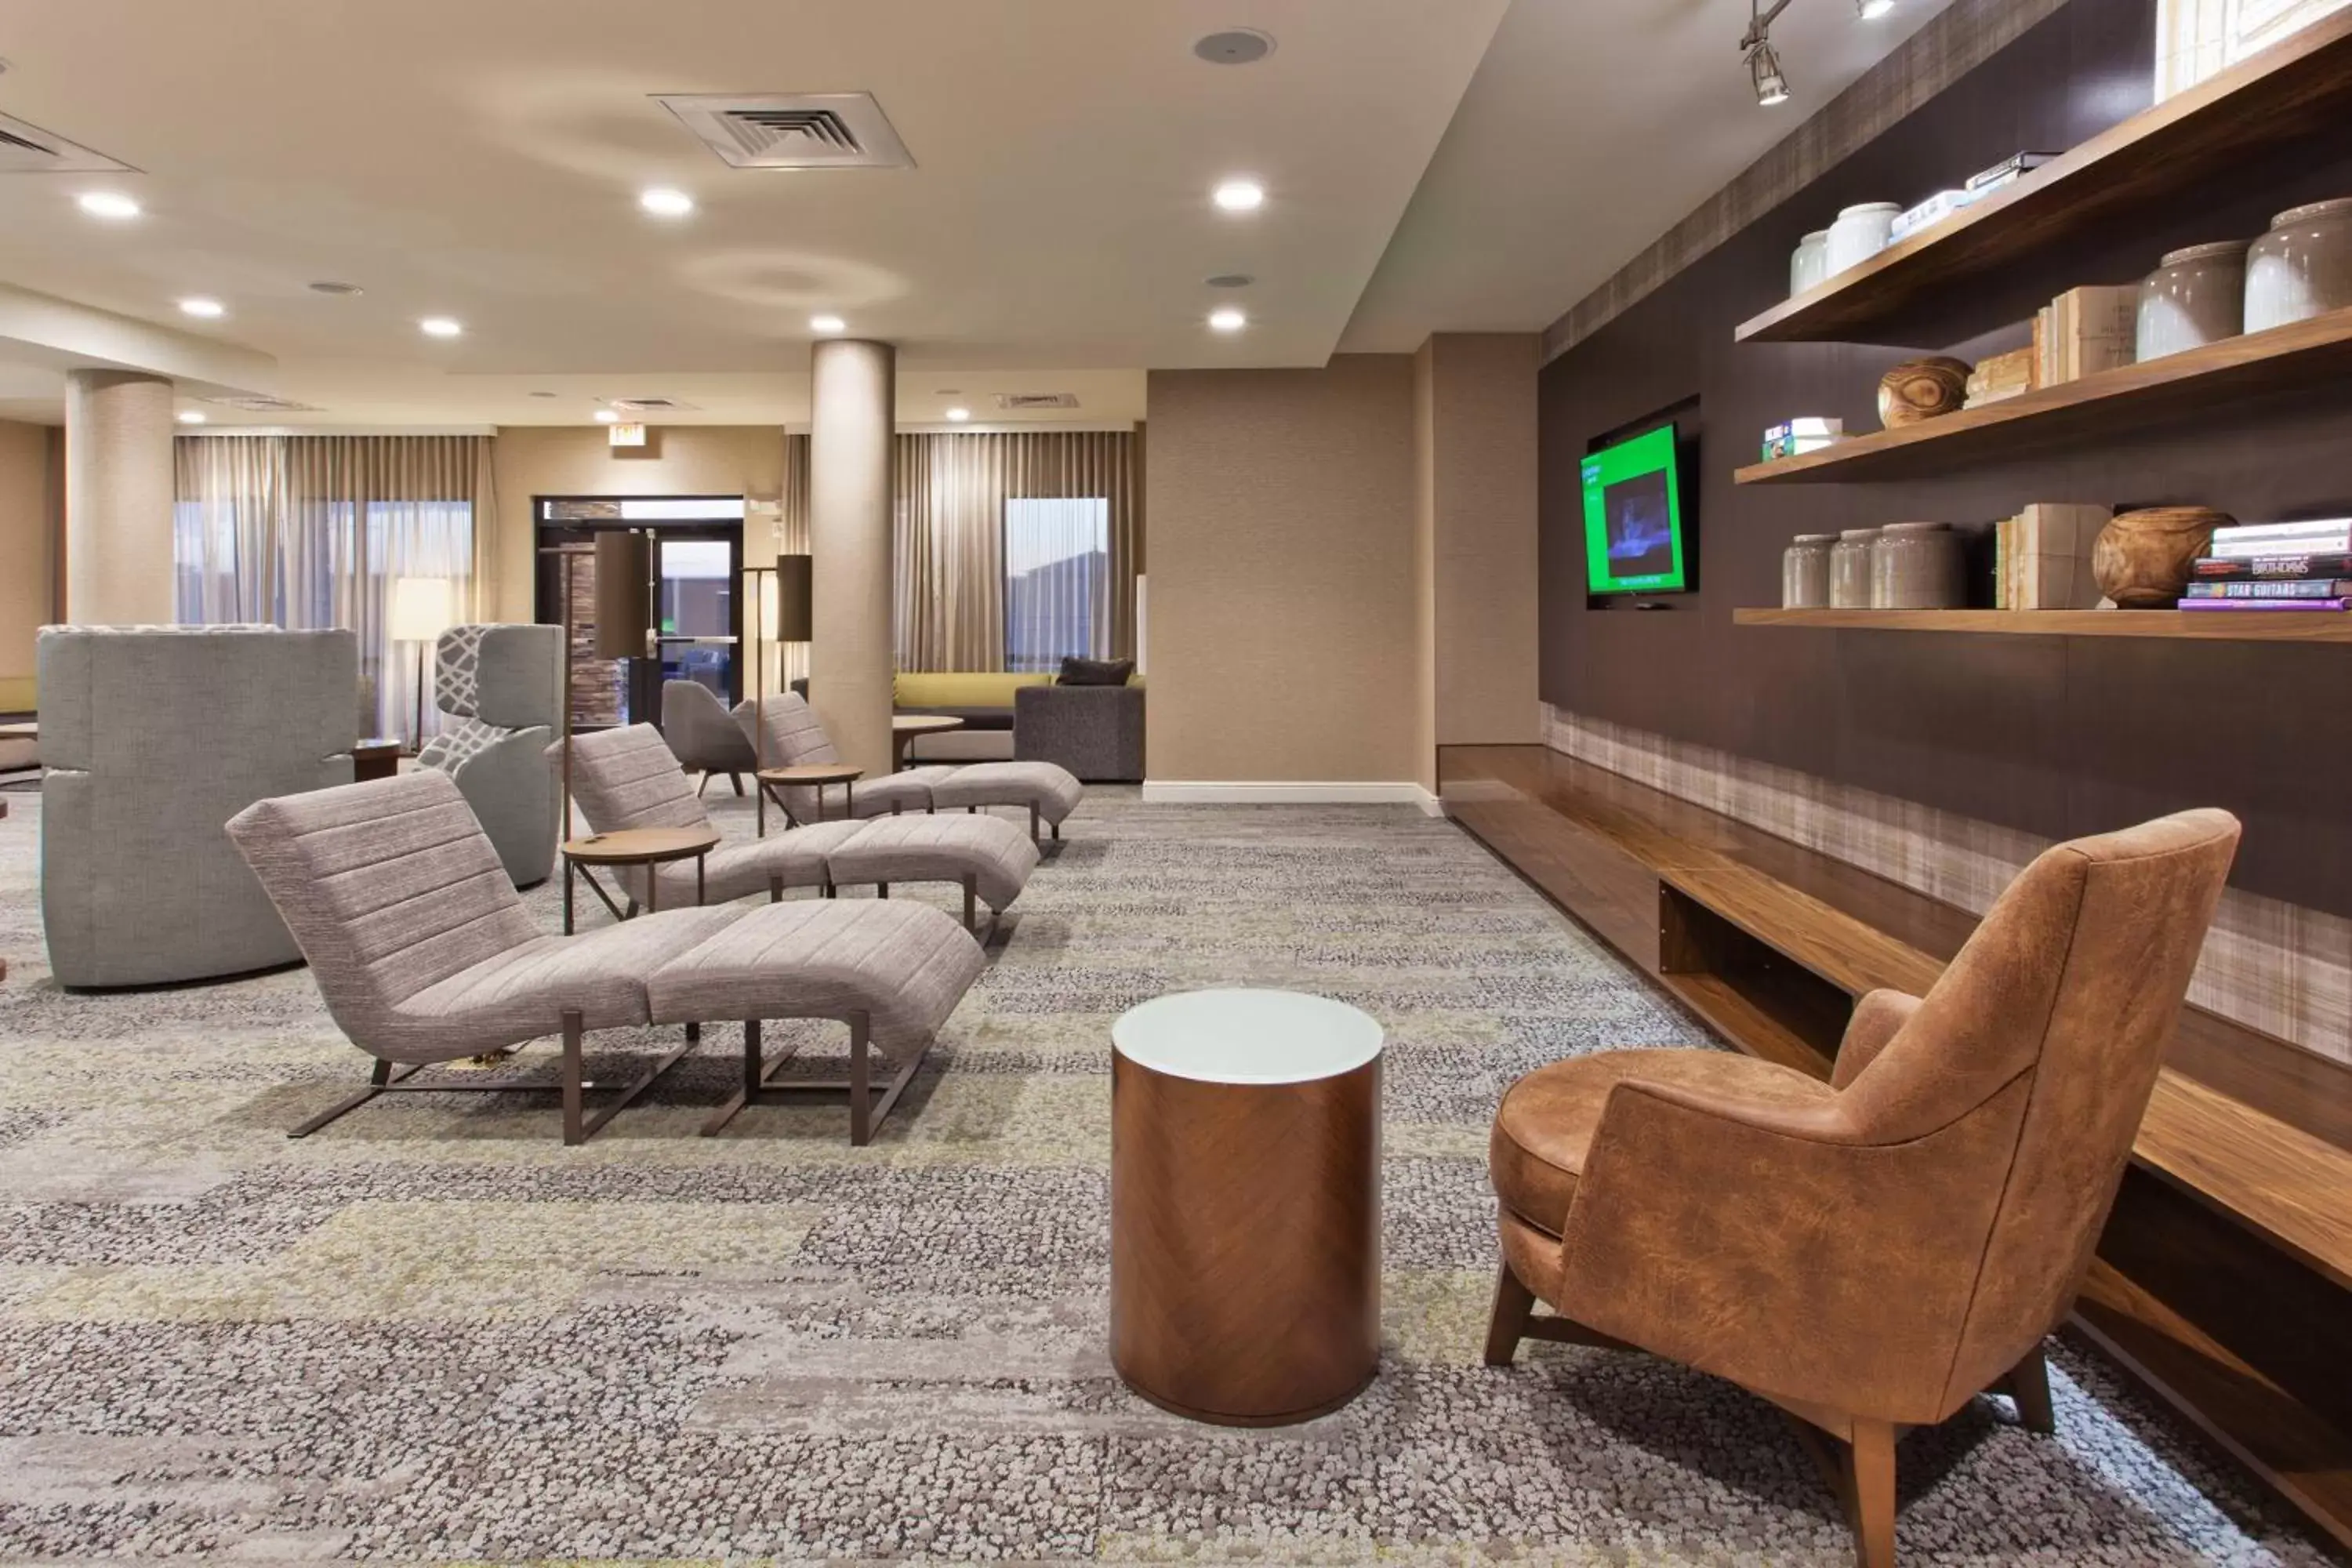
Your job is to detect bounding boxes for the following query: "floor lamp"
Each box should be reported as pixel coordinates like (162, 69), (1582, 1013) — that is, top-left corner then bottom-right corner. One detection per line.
(388, 575), (452, 752)
(744, 554), (813, 836)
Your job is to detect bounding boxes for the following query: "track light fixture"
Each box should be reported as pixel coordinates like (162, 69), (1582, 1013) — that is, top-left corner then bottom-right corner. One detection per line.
(1740, 0), (1795, 105)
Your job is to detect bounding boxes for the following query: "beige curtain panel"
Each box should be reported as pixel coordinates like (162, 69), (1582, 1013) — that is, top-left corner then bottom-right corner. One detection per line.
(173, 434), (496, 739)
(782, 429), (1140, 672)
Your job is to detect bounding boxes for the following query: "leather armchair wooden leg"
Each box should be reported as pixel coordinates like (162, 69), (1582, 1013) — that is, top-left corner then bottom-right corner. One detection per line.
(1846, 1419), (1898, 1568)
(2004, 1343), (2056, 1435)
(1484, 1261), (1534, 1367)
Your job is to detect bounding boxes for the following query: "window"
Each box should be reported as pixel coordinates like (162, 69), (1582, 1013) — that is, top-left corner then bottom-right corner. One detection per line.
(1003, 497), (1111, 672)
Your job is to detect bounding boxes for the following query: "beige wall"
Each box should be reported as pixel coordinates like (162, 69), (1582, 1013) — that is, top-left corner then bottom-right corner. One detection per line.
(487, 426), (786, 622)
(0, 419), (54, 682)
(1145, 356), (1420, 784)
(1421, 333), (1540, 751)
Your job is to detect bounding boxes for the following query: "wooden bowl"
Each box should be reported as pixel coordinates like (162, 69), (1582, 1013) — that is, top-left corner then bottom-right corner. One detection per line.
(2093, 506), (2230, 607)
(1877, 357), (1971, 428)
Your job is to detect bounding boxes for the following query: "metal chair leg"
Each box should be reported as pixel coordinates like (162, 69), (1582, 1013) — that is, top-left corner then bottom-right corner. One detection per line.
(561, 1010), (586, 1145)
(848, 1013), (873, 1146)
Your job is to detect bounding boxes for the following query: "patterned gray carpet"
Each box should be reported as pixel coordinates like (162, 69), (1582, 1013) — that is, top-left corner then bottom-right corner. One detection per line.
(0, 786), (2333, 1563)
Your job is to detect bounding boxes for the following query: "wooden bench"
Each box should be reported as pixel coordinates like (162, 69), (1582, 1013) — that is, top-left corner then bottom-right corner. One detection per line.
(1441, 742), (2352, 1554)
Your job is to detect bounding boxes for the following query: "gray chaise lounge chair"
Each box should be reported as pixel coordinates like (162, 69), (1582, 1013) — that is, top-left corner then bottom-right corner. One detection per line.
(738, 693), (1083, 843)
(227, 769), (985, 1145)
(661, 678), (758, 797)
(562, 724), (1037, 932)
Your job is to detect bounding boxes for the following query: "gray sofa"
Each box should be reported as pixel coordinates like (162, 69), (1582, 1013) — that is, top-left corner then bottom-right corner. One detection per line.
(1016, 683), (1144, 782)
(38, 624), (357, 988)
(416, 623), (562, 888)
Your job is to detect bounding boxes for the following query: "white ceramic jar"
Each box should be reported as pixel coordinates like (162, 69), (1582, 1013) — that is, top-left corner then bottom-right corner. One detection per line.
(1870, 522), (1965, 609)
(1826, 204), (1900, 276)
(1831, 528), (1881, 608)
(1788, 230), (1831, 297)
(2245, 197), (2352, 332)
(2137, 240), (2248, 361)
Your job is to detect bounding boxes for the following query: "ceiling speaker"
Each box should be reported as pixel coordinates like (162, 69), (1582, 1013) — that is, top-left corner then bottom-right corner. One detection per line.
(593, 530), (652, 659)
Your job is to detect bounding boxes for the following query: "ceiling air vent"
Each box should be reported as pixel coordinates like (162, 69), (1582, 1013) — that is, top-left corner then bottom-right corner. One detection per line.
(610, 397), (699, 413)
(654, 93), (914, 170)
(995, 393), (1080, 411)
(0, 111), (133, 173)
(201, 394), (324, 414)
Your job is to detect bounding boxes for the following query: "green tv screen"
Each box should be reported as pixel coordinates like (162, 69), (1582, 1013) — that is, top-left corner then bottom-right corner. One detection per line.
(1581, 424), (1689, 594)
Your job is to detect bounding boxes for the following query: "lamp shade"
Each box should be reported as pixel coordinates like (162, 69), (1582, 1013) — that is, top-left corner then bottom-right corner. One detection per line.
(774, 554), (814, 642)
(593, 530), (653, 659)
(388, 576), (453, 643)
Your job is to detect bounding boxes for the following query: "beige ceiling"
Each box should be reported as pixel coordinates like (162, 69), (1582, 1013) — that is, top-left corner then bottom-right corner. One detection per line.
(0, 0), (1508, 426)
(1343, 0), (1954, 350)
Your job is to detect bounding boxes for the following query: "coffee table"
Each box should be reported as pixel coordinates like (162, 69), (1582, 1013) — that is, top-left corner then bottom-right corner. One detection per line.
(1109, 987), (1384, 1425)
(892, 713), (964, 770)
(757, 763), (862, 834)
(560, 826), (720, 934)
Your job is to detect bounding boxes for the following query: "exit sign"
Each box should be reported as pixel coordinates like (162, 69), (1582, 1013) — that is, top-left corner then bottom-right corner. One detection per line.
(608, 421), (648, 448)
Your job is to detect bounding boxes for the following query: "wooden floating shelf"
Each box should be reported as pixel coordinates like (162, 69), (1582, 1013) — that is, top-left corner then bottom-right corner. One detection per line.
(1733, 7), (2352, 343)
(1734, 608), (2352, 641)
(1733, 307), (2352, 485)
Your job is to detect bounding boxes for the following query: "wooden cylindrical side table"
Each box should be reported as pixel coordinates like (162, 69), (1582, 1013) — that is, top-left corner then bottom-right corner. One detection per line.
(1110, 988), (1383, 1426)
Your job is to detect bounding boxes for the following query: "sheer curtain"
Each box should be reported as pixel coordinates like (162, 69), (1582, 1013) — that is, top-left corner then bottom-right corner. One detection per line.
(174, 434), (493, 741)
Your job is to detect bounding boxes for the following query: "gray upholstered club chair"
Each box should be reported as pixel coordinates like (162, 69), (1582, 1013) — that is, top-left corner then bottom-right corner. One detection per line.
(229, 768), (989, 1147)
(661, 678), (758, 797)
(564, 724), (1038, 934)
(415, 622), (562, 889)
(1016, 681), (1144, 782)
(38, 624), (357, 988)
(737, 692), (1083, 844)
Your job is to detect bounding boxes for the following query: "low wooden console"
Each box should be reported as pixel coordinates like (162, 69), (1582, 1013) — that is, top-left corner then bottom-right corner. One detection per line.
(1440, 743), (2352, 1553)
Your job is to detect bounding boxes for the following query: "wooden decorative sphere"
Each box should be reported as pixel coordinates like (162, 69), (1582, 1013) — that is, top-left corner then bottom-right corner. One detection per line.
(2092, 507), (2230, 607)
(1877, 357), (1971, 428)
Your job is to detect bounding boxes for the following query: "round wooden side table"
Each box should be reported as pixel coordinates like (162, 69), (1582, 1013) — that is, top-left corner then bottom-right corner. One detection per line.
(560, 826), (720, 935)
(1109, 987), (1384, 1426)
(755, 763), (863, 834)
(892, 713), (964, 771)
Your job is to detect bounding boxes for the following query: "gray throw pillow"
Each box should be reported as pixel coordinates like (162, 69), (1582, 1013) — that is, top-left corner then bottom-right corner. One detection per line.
(1058, 657), (1134, 687)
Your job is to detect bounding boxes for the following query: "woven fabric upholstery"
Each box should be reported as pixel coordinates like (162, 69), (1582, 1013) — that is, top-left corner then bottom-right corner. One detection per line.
(927, 760), (1083, 825)
(226, 770), (738, 1062)
(662, 680), (757, 777)
(826, 811), (1040, 912)
(1015, 683), (1143, 782)
(647, 899), (984, 1054)
(416, 623), (561, 887)
(440, 623), (562, 730)
(564, 724), (712, 835)
(734, 694), (954, 820)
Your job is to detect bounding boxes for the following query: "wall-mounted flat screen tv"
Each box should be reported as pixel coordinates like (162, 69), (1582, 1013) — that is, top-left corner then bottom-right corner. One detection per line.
(1581, 423), (1690, 595)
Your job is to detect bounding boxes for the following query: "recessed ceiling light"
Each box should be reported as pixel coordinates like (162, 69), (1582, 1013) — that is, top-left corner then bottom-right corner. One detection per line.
(945, 407), (971, 423)
(419, 317), (464, 338)
(1194, 28), (1276, 64)
(1212, 180), (1265, 213)
(810, 314), (847, 334)
(528, 390), (559, 398)
(1206, 273), (1255, 289)
(1209, 307), (1248, 332)
(176, 410), (206, 425)
(77, 191), (140, 220)
(593, 409), (621, 423)
(307, 281), (364, 296)
(1857, 0), (1895, 16)
(639, 187), (695, 218)
(177, 297), (226, 319)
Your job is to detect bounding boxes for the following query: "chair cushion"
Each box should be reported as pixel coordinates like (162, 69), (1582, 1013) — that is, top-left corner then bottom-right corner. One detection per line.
(1490, 1047), (1835, 1234)
(398, 904), (746, 1055)
(826, 812), (1040, 912)
(646, 899), (985, 1054)
(850, 767), (959, 818)
(927, 760), (1083, 823)
(640, 820), (866, 906)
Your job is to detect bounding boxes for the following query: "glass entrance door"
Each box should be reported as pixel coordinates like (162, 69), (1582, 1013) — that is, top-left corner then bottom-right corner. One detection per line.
(655, 537), (738, 705)
(532, 498), (744, 731)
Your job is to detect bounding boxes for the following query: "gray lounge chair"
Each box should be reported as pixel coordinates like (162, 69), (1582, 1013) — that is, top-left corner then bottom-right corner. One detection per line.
(414, 622), (562, 888)
(737, 693), (1083, 844)
(226, 768), (984, 1145)
(563, 724), (1036, 933)
(661, 678), (758, 797)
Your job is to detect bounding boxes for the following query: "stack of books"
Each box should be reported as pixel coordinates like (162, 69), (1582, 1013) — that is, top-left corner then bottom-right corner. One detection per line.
(2183, 519), (2352, 612)
(1994, 503), (2107, 608)
(2034, 285), (2138, 386)
(1965, 346), (2038, 408)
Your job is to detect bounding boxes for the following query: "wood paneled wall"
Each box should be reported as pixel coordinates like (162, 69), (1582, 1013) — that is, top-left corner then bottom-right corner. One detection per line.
(1539, 0), (2352, 914)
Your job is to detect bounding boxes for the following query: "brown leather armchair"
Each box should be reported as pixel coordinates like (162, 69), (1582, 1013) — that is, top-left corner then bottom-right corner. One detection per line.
(1484, 808), (2241, 1567)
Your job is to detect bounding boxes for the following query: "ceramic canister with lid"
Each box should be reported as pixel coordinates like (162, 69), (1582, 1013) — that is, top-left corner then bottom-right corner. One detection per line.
(2137, 240), (2248, 360)
(1788, 230), (1831, 297)
(1782, 533), (1836, 607)
(1830, 528), (1880, 608)
(1825, 204), (1900, 275)
(2245, 198), (2352, 332)
(1870, 522), (1965, 609)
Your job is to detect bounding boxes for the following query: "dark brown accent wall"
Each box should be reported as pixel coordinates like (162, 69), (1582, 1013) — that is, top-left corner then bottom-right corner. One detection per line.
(1538, 0), (2352, 915)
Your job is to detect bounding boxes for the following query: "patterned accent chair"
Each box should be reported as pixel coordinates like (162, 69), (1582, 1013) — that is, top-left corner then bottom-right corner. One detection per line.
(416, 622), (562, 888)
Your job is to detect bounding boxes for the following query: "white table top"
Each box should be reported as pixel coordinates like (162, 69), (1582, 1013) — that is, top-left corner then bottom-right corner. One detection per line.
(1112, 988), (1384, 1086)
